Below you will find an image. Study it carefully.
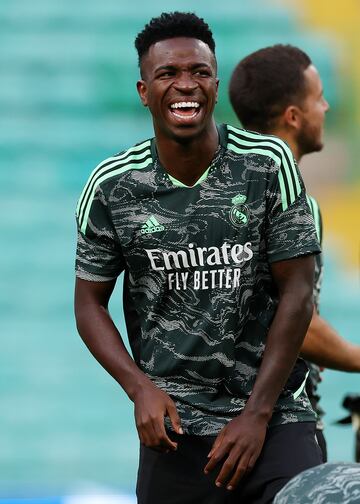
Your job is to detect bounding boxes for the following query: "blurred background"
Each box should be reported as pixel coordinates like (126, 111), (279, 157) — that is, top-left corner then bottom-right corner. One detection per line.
(1, 0), (359, 502)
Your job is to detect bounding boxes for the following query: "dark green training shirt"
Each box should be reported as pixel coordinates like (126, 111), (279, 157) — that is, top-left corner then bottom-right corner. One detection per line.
(75, 124), (321, 435)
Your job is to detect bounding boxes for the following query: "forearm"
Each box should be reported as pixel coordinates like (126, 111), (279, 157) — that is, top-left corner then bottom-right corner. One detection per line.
(244, 292), (313, 421)
(301, 311), (360, 371)
(75, 278), (182, 449)
(75, 291), (151, 401)
(208, 274), (315, 487)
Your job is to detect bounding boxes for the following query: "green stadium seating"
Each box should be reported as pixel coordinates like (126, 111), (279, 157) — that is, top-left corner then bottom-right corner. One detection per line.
(0, 0), (346, 495)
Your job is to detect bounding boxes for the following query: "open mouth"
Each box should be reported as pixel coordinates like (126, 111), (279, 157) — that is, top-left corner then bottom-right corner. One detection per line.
(169, 101), (201, 120)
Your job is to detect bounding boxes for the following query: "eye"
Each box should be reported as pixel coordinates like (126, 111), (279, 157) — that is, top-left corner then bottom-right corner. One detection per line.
(158, 70), (175, 79)
(194, 69), (211, 77)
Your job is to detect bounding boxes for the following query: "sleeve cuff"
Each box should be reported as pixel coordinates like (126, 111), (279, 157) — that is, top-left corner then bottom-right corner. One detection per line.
(75, 269), (118, 282)
(268, 248), (321, 264)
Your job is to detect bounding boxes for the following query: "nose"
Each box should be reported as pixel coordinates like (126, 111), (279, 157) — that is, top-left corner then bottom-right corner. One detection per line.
(324, 97), (330, 112)
(173, 71), (198, 92)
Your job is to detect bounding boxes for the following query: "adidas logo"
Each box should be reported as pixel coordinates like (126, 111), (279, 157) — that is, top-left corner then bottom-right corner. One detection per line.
(141, 215), (165, 234)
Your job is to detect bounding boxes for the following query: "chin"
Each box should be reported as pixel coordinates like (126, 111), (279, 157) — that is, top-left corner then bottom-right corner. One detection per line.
(170, 125), (207, 143)
(312, 140), (324, 153)
(297, 126), (325, 156)
(299, 136), (324, 156)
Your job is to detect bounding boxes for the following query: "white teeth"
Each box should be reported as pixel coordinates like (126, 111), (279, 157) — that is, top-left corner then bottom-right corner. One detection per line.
(170, 101), (200, 109)
(172, 111), (198, 119)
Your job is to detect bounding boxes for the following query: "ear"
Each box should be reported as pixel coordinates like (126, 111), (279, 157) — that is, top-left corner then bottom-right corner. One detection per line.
(215, 78), (219, 103)
(137, 80), (148, 107)
(283, 105), (302, 130)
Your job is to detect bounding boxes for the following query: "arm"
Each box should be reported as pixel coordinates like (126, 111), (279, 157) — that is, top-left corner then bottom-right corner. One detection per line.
(301, 309), (360, 371)
(204, 255), (315, 490)
(74, 277), (182, 451)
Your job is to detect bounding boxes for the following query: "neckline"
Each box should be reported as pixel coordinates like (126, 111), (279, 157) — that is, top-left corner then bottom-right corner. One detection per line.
(150, 124), (228, 188)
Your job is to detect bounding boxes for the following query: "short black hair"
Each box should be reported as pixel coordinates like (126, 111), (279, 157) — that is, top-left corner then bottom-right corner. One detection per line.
(135, 12), (216, 65)
(229, 44), (312, 132)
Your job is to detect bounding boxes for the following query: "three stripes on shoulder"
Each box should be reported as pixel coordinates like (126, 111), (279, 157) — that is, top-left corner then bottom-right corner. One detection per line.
(76, 140), (152, 234)
(228, 125), (302, 212)
(77, 126), (303, 234)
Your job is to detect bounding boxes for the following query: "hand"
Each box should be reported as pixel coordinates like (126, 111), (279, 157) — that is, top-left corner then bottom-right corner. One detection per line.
(133, 381), (183, 453)
(204, 411), (267, 490)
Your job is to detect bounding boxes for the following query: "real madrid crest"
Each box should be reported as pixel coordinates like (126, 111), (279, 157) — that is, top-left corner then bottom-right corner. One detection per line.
(229, 194), (249, 227)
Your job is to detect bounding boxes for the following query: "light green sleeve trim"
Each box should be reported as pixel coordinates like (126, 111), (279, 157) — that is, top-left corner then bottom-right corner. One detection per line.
(306, 195), (321, 242)
(229, 126), (301, 200)
(228, 132), (296, 205)
(279, 155), (295, 204)
(76, 140), (151, 216)
(227, 139), (293, 210)
(293, 370), (310, 400)
(228, 133), (301, 208)
(227, 142), (282, 168)
(80, 157), (152, 234)
(270, 137), (301, 198)
(306, 194), (313, 216)
(278, 170), (289, 211)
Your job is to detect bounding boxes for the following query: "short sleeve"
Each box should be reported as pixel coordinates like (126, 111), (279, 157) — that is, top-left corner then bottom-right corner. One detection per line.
(306, 194), (323, 246)
(75, 183), (125, 281)
(306, 194), (324, 311)
(265, 154), (321, 263)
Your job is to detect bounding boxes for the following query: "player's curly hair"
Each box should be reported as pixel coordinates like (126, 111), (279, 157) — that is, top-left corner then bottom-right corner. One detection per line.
(229, 45), (311, 132)
(135, 12), (216, 65)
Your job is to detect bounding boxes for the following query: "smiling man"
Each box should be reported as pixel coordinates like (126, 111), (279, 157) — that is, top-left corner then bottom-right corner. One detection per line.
(75, 13), (322, 504)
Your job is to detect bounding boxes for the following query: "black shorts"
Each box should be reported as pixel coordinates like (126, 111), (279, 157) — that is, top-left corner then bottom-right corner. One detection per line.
(136, 421), (322, 504)
(315, 428), (327, 462)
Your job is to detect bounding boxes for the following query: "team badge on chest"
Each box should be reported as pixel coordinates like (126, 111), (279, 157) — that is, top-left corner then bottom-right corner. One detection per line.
(229, 194), (249, 227)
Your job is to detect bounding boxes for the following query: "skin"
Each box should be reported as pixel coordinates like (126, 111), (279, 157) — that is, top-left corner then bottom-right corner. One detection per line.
(302, 308), (360, 371)
(137, 37), (219, 186)
(258, 64), (360, 372)
(75, 37), (317, 491)
(203, 256), (314, 489)
(75, 278), (183, 453)
(269, 64), (329, 161)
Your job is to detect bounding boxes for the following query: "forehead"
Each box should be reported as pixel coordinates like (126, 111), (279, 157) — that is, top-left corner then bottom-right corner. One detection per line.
(141, 37), (216, 75)
(303, 64), (322, 96)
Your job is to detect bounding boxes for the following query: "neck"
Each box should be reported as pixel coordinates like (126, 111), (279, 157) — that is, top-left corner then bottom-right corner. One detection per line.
(268, 128), (302, 163)
(154, 121), (219, 186)
(284, 136), (302, 163)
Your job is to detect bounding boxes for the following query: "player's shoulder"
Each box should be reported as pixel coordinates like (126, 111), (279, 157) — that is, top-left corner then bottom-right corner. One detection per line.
(76, 137), (153, 220)
(89, 137), (153, 191)
(225, 123), (294, 166)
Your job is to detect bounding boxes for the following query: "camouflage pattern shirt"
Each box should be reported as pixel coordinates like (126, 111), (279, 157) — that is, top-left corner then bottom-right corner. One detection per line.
(75, 124), (321, 435)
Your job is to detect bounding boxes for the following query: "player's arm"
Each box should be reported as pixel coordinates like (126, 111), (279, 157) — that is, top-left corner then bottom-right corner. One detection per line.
(74, 277), (182, 452)
(204, 254), (314, 490)
(299, 195), (360, 370)
(301, 308), (360, 371)
(75, 178), (181, 452)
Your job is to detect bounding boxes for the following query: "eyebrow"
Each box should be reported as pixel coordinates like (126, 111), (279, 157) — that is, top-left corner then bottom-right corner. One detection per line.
(154, 63), (212, 72)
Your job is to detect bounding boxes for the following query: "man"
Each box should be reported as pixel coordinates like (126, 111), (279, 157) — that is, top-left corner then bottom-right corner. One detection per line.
(75, 14), (322, 504)
(229, 44), (360, 463)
